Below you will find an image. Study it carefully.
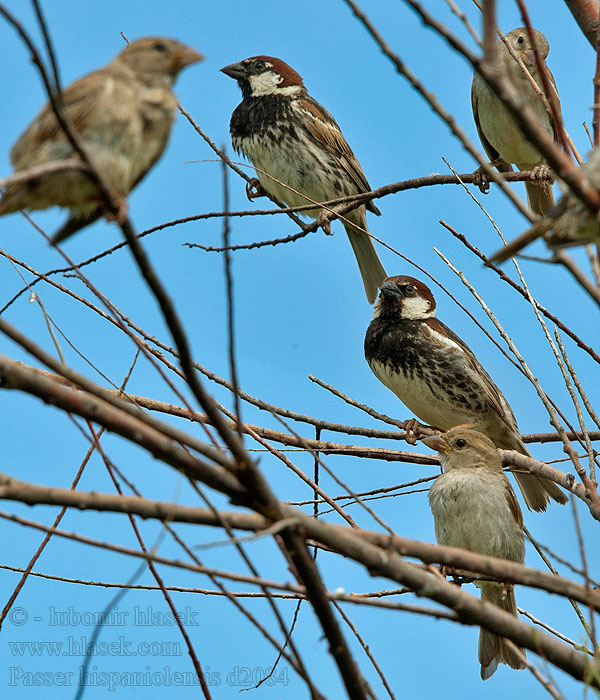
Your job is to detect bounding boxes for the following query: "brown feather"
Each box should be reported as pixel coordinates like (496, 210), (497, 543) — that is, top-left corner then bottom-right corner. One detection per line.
(471, 84), (513, 173)
(505, 481), (524, 529)
(250, 56), (304, 87)
(298, 96), (381, 216)
(421, 319), (525, 448)
(0, 37), (202, 241)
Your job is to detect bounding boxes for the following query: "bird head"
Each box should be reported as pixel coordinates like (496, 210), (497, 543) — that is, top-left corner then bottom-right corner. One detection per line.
(423, 427), (503, 473)
(221, 56), (305, 99)
(117, 37), (203, 85)
(373, 275), (436, 320)
(504, 27), (549, 68)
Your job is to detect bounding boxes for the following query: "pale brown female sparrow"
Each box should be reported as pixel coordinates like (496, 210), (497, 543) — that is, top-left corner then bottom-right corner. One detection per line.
(0, 37), (203, 243)
(425, 428), (526, 680)
(222, 55), (387, 303)
(472, 28), (561, 216)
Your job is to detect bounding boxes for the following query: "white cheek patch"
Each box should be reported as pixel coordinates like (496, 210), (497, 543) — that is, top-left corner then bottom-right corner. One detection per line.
(248, 70), (282, 96)
(402, 296), (434, 319)
(248, 70), (303, 97)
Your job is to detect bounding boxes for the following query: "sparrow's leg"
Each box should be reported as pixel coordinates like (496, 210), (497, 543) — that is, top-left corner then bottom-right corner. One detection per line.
(472, 167), (490, 194)
(529, 163), (553, 193)
(472, 159), (508, 194)
(316, 208), (335, 236)
(401, 417), (434, 445)
(246, 178), (267, 201)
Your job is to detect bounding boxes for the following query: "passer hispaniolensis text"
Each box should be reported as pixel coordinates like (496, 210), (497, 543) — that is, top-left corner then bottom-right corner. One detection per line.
(221, 55), (386, 303)
(425, 428), (526, 680)
(0, 37), (203, 243)
(472, 28), (560, 216)
(364, 275), (567, 511)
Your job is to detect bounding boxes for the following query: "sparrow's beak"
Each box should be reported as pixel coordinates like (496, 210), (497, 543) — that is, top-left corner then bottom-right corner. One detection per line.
(422, 434), (450, 454)
(521, 48), (536, 68)
(221, 62), (247, 81)
(379, 280), (401, 298)
(172, 47), (204, 70)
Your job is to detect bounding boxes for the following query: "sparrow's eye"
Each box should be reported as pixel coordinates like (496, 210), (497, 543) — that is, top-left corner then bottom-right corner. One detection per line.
(404, 285), (416, 296)
(154, 41), (168, 53)
(516, 35), (525, 47)
(253, 59), (267, 72)
(455, 438), (467, 448)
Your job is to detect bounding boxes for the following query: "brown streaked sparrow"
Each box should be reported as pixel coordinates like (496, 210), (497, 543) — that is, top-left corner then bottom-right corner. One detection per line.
(424, 428), (526, 680)
(0, 37), (203, 243)
(221, 55), (386, 303)
(364, 275), (567, 512)
(472, 28), (561, 216)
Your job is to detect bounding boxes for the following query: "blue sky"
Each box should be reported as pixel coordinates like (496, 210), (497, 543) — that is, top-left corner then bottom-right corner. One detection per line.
(0, 1), (598, 698)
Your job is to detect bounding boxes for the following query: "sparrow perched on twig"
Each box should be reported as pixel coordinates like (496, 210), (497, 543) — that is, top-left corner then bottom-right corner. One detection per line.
(424, 428), (526, 680)
(364, 275), (567, 512)
(491, 146), (600, 263)
(0, 37), (203, 243)
(472, 28), (561, 216)
(221, 55), (386, 303)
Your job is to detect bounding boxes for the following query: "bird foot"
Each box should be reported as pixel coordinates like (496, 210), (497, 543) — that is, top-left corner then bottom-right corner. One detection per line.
(401, 418), (431, 445)
(529, 164), (553, 192)
(317, 209), (335, 236)
(472, 159), (507, 194)
(105, 193), (128, 225)
(472, 167), (490, 194)
(246, 178), (267, 201)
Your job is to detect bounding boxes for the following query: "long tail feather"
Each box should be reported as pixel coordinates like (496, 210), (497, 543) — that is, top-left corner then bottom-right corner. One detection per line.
(479, 583), (526, 680)
(344, 223), (387, 304)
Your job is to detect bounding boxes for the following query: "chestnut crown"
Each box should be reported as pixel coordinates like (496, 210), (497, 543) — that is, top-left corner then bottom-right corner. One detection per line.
(221, 56), (305, 98)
